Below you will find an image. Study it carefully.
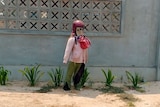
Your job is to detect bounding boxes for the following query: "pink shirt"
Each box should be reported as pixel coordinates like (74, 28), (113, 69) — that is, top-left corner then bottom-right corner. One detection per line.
(63, 37), (88, 64)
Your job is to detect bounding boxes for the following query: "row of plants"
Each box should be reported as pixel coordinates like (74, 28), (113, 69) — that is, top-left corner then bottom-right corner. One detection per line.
(102, 69), (143, 88)
(0, 65), (142, 107)
(0, 64), (144, 91)
(0, 64), (89, 88)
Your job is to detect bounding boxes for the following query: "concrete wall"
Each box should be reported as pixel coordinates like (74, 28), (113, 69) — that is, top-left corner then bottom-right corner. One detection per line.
(0, 0), (160, 82)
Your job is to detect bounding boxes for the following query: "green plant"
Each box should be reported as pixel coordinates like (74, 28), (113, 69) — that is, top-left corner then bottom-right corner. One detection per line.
(48, 67), (64, 88)
(102, 69), (115, 87)
(79, 68), (90, 87)
(0, 66), (11, 85)
(125, 71), (141, 88)
(19, 64), (44, 86)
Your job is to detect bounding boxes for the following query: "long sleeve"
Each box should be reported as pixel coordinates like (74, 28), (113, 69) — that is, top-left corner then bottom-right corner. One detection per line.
(83, 49), (88, 63)
(63, 37), (75, 64)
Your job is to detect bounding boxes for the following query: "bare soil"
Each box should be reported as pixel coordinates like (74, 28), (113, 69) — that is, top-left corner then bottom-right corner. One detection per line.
(0, 81), (160, 107)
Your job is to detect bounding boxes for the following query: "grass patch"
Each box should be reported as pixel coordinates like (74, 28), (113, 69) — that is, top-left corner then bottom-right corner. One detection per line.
(125, 85), (145, 93)
(35, 85), (55, 93)
(99, 86), (124, 94)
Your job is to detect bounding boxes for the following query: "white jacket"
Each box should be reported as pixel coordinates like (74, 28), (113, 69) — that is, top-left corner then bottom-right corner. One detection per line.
(63, 37), (88, 64)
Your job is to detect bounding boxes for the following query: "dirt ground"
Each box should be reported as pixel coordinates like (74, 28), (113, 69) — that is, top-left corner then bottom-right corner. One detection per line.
(0, 81), (160, 107)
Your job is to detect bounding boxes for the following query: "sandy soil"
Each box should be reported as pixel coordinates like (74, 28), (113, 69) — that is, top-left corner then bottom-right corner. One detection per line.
(0, 81), (160, 107)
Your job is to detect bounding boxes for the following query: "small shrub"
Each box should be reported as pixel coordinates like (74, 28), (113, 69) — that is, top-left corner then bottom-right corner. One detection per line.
(125, 71), (142, 88)
(79, 68), (90, 87)
(102, 69), (115, 87)
(48, 67), (64, 88)
(19, 64), (44, 86)
(0, 66), (11, 85)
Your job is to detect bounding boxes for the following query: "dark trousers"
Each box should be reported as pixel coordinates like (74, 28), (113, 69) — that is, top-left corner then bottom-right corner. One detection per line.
(73, 63), (85, 86)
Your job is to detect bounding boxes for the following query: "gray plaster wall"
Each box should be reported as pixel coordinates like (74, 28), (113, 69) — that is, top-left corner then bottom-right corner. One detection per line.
(0, 0), (160, 82)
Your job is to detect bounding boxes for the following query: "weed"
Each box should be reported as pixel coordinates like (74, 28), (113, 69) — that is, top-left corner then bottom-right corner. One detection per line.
(87, 81), (93, 88)
(48, 67), (64, 88)
(19, 64), (44, 86)
(0, 66), (11, 85)
(102, 69), (115, 87)
(128, 102), (135, 107)
(120, 75), (123, 83)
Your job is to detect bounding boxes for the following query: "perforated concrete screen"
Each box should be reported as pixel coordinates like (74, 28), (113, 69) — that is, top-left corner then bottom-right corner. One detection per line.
(0, 0), (122, 35)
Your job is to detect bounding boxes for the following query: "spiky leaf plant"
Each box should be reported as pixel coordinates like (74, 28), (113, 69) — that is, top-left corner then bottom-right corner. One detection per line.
(125, 71), (141, 88)
(102, 69), (115, 87)
(0, 66), (11, 85)
(19, 64), (44, 86)
(48, 67), (64, 88)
